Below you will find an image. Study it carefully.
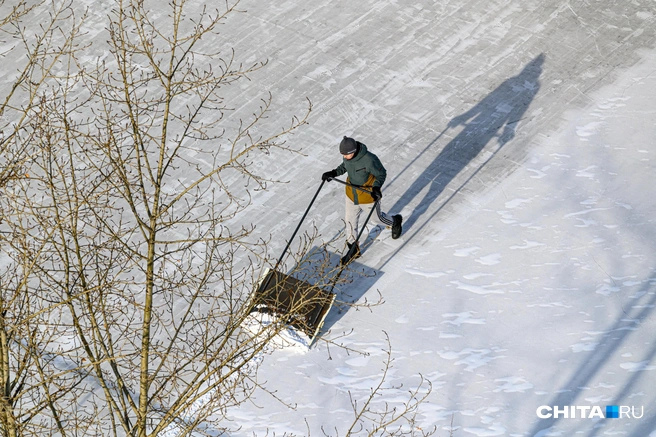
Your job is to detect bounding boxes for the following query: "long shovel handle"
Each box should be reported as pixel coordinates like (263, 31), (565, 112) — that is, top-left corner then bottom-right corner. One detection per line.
(256, 180), (326, 306)
(272, 179), (326, 272)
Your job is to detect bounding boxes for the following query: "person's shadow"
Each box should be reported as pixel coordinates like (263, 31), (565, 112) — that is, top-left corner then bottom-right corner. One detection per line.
(388, 54), (545, 231)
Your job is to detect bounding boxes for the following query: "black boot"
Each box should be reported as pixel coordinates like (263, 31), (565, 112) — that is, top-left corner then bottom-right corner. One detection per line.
(340, 241), (361, 265)
(392, 214), (403, 239)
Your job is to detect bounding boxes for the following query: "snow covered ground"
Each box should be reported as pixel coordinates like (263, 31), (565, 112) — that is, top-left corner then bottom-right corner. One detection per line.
(5, 0), (655, 435)
(214, 1), (656, 436)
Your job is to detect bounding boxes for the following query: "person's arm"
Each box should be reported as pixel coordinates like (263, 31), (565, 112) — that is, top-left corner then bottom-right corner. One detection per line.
(322, 161), (347, 181)
(334, 162), (347, 176)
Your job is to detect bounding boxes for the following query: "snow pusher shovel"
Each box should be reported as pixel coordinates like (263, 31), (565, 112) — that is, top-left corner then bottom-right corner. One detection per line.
(250, 268), (336, 345)
(248, 180), (335, 347)
(248, 179), (378, 347)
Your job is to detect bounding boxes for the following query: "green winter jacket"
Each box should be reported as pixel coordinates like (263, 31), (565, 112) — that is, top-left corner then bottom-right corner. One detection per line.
(333, 142), (387, 205)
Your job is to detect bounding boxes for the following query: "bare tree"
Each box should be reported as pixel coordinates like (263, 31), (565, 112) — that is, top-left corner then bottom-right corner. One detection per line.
(17, 0), (312, 435)
(0, 0), (79, 189)
(0, 1), (94, 436)
(3, 1), (435, 436)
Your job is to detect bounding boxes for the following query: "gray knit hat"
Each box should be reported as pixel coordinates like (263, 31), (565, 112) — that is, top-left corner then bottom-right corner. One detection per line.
(339, 136), (357, 155)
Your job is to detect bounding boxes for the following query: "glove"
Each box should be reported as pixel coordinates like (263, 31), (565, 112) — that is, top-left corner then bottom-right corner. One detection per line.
(372, 186), (382, 201)
(322, 170), (337, 181)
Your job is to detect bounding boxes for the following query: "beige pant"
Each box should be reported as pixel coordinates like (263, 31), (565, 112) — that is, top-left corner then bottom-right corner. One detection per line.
(344, 196), (394, 243)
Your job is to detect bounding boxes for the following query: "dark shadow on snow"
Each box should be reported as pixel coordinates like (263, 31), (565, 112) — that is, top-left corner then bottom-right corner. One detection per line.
(278, 56), (545, 340)
(320, 254), (384, 335)
(387, 54), (545, 232)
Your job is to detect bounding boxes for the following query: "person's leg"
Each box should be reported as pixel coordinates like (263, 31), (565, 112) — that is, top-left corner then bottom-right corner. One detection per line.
(344, 196), (362, 244)
(373, 200), (394, 227)
(364, 200), (403, 239)
(351, 201), (392, 238)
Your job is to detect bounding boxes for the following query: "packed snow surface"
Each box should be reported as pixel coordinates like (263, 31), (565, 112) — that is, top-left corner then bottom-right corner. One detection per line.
(9, 0), (656, 435)
(212, 1), (656, 435)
